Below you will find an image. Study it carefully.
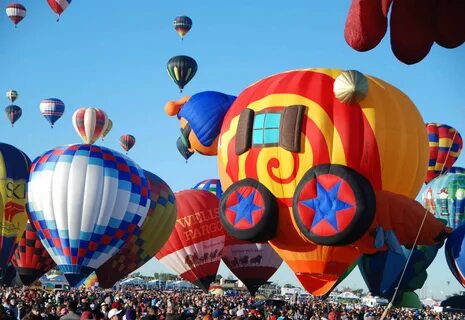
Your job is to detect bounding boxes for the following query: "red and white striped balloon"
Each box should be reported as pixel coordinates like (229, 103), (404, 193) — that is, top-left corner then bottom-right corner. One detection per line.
(72, 108), (109, 144)
(47, 0), (71, 21)
(5, 3), (26, 27)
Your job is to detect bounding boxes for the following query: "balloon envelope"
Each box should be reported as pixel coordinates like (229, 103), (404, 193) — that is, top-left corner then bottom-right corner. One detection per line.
(27, 144), (151, 286)
(12, 221), (55, 285)
(5, 3), (26, 26)
(174, 16), (192, 39)
(47, 0), (71, 18)
(6, 90), (18, 103)
(5, 105), (22, 126)
(96, 170), (176, 288)
(120, 134), (136, 153)
(0, 143), (31, 272)
(40, 98), (65, 127)
(425, 123), (462, 184)
(445, 223), (465, 287)
(419, 167), (465, 229)
(72, 107), (109, 144)
(156, 189), (225, 292)
(167, 55), (197, 92)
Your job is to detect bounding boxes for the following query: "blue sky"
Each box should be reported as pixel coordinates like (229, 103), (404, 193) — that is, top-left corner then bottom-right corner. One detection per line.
(1, 1), (464, 299)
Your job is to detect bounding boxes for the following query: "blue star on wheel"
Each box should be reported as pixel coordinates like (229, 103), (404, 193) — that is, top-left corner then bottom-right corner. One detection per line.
(300, 180), (353, 231)
(229, 191), (262, 226)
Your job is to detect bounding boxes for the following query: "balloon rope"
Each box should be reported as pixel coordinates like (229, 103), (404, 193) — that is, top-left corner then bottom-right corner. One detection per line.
(380, 130), (458, 319)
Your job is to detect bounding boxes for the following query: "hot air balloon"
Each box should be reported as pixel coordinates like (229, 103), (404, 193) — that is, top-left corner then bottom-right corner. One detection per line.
(445, 223), (465, 287)
(174, 16), (192, 39)
(96, 170), (176, 289)
(40, 98), (65, 128)
(359, 243), (441, 300)
(192, 179), (283, 295)
(120, 134), (136, 153)
(6, 90), (18, 103)
(47, 0), (72, 21)
(11, 221), (56, 285)
(344, 0), (465, 64)
(165, 68), (450, 295)
(167, 55), (197, 92)
(5, 105), (22, 126)
(5, 3), (26, 27)
(419, 167), (465, 229)
(27, 144), (151, 286)
(72, 108), (109, 144)
(0, 143), (31, 277)
(78, 272), (99, 289)
(156, 189), (225, 292)
(425, 123), (462, 184)
(102, 119), (113, 140)
(193, 179), (223, 199)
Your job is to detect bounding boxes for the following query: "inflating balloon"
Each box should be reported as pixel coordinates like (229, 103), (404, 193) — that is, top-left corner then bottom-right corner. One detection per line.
(102, 119), (113, 140)
(167, 55), (198, 92)
(420, 167), (465, 229)
(445, 223), (465, 287)
(96, 170), (176, 289)
(5, 105), (22, 126)
(27, 144), (151, 286)
(12, 221), (55, 285)
(425, 123), (463, 184)
(344, 0), (465, 64)
(6, 90), (18, 103)
(166, 68), (450, 295)
(47, 0), (72, 21)
(0, 143), (31, 274)
(192, 178), (283, 295)
(5, 3), (26, 27)
(120, 134), (136, 153)
(156, 189), (225, 292)
(72, 107), (109, 144)
(40, 98), (65, 128)
(174, 16), (192, 39)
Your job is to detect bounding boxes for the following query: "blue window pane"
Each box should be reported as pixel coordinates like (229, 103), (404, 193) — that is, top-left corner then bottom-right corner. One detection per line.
(252, 129), (264, 144)
(263, 129), (280, 144)
(264, 113), (281, 129)
(253, 114), (266, 129)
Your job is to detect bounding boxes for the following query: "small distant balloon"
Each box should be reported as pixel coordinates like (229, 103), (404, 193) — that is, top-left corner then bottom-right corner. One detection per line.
(6, 90), (18, 103)
(174, 16), (192, 39)
(167, 55), (197, 92)
(120, 134), (136, 153)
(5, 105), (22, 126)
(72, 107), (109, 144)
(102, 119), (113, 140)
(47, 0), (72, 21)
(5, 3), (26, 27)
(40, 98), (65, 128)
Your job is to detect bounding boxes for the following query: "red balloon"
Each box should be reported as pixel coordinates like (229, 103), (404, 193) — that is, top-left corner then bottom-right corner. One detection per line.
(155, 190), (226, 292)
(12, 221), (55, 285)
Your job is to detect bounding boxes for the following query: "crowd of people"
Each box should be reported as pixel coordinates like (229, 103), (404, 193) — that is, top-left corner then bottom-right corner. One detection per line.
(0, 287), (463, 320)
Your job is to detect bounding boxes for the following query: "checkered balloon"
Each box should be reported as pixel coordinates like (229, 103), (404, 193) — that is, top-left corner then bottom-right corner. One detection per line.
(27, 144), (151, 286)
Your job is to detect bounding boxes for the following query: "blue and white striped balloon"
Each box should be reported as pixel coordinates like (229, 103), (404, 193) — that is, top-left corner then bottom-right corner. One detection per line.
(40, 98), (65, 127)
(27, 144), (151, 286)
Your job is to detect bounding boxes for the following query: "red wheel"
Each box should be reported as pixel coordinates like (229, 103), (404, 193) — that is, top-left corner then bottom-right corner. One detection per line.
(220, 179), (278, 242)
(293, 164), (376, 246)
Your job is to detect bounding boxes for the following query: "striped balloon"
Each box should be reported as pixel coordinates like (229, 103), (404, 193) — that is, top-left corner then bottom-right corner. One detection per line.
(72, 107), (109, 144)
(5, 3), (26, 27)
(120, 134), (136, 153)
(6, 90), (18, 103)
(96, 170), (176, 289)
(426, 123), (463, 183)
(5, 105), (22, 126)
(167, 55), (197, 92)
(12, 221), (56, 286)
(40, 98), (65, 128)
(27, 144), (151, 286)
(102, 119), (113, 140)
(47, 0), (72, 20)
(193, 179), (222, 199)
(173, 16), (192, 39)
